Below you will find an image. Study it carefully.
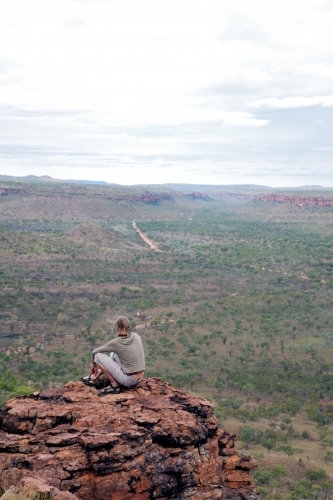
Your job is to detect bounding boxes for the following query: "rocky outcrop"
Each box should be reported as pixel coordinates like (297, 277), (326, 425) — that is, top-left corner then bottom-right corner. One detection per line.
(0, 378), (258, 499)
(256, 194), (333, 207)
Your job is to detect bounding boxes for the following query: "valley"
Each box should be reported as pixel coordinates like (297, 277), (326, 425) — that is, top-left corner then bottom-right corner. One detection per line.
(0, 180), (333, 498)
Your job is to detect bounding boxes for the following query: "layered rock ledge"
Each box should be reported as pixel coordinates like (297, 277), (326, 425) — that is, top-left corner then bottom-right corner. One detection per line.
(0, 378), (258, 499)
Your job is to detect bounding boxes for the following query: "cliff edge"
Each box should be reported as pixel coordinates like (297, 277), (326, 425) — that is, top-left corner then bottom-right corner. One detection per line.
(0, 378), (258, 499)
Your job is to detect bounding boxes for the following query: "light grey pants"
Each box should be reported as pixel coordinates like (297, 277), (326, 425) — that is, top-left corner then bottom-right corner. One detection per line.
(94, 352), (140, 388)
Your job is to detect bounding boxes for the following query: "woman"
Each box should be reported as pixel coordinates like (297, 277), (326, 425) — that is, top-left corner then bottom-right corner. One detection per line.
(81, 316), (145, 395)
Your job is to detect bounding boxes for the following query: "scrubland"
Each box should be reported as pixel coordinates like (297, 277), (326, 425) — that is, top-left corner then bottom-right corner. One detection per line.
(0, 181), (333, 499)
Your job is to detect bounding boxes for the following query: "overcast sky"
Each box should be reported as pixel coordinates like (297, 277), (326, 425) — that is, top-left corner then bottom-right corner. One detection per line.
(1, 0), (333, 186)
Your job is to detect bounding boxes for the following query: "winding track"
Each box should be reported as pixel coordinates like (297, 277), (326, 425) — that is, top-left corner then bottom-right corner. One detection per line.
(132, 221), (163, 252)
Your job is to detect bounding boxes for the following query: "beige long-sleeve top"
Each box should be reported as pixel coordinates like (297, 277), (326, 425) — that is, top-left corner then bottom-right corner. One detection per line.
(91, 332), (145, 374)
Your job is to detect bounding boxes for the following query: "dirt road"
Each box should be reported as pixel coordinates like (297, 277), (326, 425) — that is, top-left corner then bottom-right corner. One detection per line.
(132, 221), (163, 252)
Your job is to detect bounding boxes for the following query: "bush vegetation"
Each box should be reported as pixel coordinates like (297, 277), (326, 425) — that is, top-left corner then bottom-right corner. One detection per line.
(0, 181), (333, 497)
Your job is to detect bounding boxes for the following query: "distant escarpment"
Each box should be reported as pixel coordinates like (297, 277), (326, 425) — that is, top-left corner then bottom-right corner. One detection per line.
(111, 191), (210, 203)
(0, 186), (210, 204)
(0, 378), (258, 499)
(219, 191), (333, 207)
(256, 194), (333, 207)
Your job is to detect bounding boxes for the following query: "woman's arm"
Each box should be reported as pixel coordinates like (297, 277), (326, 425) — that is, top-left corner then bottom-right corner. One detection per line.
(91, 338), (117, 361)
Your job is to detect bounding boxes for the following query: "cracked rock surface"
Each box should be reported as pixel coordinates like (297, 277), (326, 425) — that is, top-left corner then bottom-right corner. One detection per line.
(0, 378), (258, 499)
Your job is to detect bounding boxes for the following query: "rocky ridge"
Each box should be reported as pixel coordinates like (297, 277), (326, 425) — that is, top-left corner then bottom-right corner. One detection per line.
(0, 378), (258, 499)
(0, 188), (209, 203)
(256, 193), (333, 206)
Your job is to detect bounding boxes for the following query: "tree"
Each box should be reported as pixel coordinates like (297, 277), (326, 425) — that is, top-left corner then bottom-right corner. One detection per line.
(262, 438), (275, 453)
(238, 426), (261, 449)
(188, 345), (199, 355)
(268, 464), (286, 482)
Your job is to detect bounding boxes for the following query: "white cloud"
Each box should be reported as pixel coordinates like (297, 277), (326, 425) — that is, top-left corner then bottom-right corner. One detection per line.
(221, 112), (269, 127)
(249, 95), (333, 109)
(64, 18), (86, 27)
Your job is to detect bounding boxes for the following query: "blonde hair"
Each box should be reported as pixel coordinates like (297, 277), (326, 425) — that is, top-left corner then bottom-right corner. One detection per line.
(115, 316), (131, 337)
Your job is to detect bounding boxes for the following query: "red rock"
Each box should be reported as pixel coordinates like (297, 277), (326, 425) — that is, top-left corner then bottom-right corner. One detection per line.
(256, 194), (333, 207)
(22, 477), (78, 499)
(0, 378), (258, 499)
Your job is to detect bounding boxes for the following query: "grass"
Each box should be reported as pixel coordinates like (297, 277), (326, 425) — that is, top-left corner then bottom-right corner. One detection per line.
(0, 488), (51, 500)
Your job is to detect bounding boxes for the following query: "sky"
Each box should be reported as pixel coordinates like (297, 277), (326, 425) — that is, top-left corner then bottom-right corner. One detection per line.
(0, 0), (333, 186)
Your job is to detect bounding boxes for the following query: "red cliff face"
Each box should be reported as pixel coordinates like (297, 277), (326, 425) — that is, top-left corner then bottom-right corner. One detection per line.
(256, 194), (333, 207)
(0, 378), (258, 500)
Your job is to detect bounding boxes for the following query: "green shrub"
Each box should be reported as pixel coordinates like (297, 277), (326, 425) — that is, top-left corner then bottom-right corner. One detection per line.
(306, 468), (326, 482)
(252, 469), (272, 485)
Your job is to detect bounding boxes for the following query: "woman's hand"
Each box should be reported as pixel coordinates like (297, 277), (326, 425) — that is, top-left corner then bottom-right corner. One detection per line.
(91, 362), (97, 375)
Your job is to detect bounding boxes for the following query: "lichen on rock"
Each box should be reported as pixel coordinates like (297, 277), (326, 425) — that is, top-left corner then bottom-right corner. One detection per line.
(0, 378), (258, 499)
